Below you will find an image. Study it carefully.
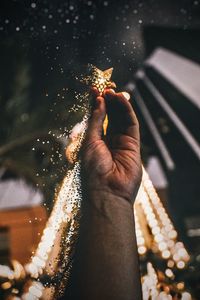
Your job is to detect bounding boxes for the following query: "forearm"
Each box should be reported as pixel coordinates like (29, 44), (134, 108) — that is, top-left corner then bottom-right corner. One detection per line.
(66, 191), (142, 300)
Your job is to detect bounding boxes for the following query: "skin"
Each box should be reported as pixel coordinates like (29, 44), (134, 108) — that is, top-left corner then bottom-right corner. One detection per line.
(64, 88), (142, 300)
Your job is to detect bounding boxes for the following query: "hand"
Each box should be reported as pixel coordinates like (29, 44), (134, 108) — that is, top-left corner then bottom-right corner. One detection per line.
(66, 88), (143, 300)
(81, 88), (142, 203)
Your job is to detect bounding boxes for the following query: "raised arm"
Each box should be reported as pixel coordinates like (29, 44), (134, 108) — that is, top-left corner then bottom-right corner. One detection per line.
(65, 88), (142, 300)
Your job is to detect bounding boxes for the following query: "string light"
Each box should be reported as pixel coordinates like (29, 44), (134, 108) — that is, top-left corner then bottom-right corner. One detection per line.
(142, 262), (159, 300)
(0, 66), (191, 299)
(134, 168), (190, 268)
(22, 281), (44, 300)
(134, 209), (147, 255)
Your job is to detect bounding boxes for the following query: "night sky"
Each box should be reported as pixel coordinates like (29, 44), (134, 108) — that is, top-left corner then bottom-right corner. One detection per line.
(1, 0), (200, 92)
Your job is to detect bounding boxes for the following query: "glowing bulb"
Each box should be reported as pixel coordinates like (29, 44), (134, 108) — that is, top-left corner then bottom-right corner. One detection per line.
(152, 226), (160, 235)
(177, 282), (184, 290)
(168, 230), (177, 239)
(167, 260), (174, 268)
(154, 233), (163, 243)
(178, 248), (187, 258)
(177, 261), (185, 269)
(162, 250), (171, 259)
(181, 292), (192, 300)
(158, 242), (167, 251)
(137, 237), (145, 245)
(1, 282), (12, 289)
(138, 246), (147, 255)
(165, 268), (174, 278)
(173, 253), (180, 261)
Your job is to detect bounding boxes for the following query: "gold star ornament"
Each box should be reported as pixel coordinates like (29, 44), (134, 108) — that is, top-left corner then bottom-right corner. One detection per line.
(81, 64), (116, 95)
(91, 66), (116, 94)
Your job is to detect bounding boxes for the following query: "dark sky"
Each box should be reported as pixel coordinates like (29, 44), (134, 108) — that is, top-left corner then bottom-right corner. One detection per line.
(0, 0), (200, 89)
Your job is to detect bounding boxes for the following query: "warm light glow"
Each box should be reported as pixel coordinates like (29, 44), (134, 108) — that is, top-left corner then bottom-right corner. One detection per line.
(165, 268), (174, 278)
(138, 246), (147, 255)
(1, 281), (12, 289)
(181, 292), (192, 300)
(177, 282), (185, 290)
(162, 250), (171, 259)
(177, 261), (185, 269)
(167, 260), (175, 268)
(135, 167), (190, 268)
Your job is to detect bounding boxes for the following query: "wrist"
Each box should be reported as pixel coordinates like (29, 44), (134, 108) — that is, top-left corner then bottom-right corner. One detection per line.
(82, 188), (134, 217)
(82, 177), (140, 203)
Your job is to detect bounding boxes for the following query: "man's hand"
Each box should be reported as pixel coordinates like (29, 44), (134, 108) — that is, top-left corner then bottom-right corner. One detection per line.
(66, 88), (142, 300)
(82, 88), (142, 203)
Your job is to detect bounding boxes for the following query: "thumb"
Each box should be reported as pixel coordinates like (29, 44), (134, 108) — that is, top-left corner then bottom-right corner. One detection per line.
(86, 96), (106, 142)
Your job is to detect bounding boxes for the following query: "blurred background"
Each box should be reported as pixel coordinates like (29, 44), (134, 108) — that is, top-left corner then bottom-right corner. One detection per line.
(0, 0), (200, 298)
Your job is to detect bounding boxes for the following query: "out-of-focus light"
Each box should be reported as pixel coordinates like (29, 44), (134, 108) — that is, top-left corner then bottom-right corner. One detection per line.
(137, 237), (145, 245)
(158, 242), (167, 251)
(181, 292), (192, 300)
(138, 246), (147, 255)
(1, 281), (12, 289)
(177, 282), (184, 290)
(173, 253), (180, 261)
(162, 250), (171, 259)
(177, 261), (185, 269)
(154, 234), (163, 243)
(167, 260), (174, 268)
(168, 230), (177, 239)
(165, 268), (174, 278)
(152, 226), (160, 235)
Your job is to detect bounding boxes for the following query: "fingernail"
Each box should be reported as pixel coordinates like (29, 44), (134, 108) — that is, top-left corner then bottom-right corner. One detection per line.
(122, 92), (130, 101)
(103, 88), (115, 97)
(104, 88), (115, 94)
(109, 82), (116, 88)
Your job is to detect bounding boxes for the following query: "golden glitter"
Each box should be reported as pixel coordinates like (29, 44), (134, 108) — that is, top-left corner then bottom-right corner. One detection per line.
(22, 66), (189, 300)
(91, 66), (114, 94)
(80, 64), (115, 95)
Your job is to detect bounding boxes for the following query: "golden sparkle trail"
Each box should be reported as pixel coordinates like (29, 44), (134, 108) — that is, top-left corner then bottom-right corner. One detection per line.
(22, 65), (190, 300)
